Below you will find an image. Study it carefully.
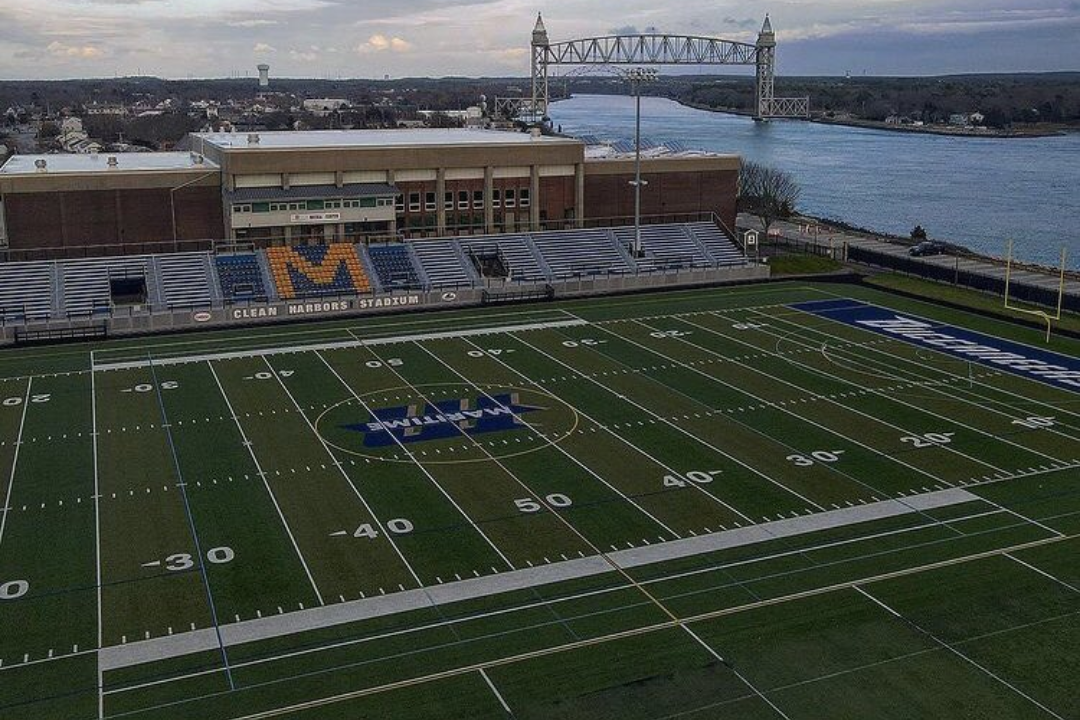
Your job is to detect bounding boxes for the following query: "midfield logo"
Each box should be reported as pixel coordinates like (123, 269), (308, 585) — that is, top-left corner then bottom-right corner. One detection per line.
(343, 393), (543, 447)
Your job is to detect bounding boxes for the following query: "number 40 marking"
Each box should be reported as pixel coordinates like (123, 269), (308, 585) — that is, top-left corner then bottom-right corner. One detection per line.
(664, 470), (721, 488)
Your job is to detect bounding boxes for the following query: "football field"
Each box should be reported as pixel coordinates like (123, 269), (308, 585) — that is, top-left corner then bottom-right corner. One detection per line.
(1, 281), (1079, 719)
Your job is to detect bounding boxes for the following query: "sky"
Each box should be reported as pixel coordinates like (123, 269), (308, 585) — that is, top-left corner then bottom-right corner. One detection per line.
(1, 0), (1078, 80)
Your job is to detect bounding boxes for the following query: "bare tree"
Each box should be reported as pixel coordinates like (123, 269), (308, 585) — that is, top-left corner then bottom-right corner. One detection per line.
(739, 161), (801, 236)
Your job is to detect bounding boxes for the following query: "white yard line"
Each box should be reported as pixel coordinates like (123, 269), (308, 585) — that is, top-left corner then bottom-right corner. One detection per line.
(1004, 553), (1080, 596)
(413, 340), (680, 538)
(92, 319), (588, 372)
(207, 361), (325, 606)
(269, 355), (430, 584)
(853, 585), (1067, 720)
(97, 487), (976, 672)
(89, 355), (105, 720)
(509, 331), (825, 511)
(478, 668), (513, 715)
(0, 378), (31, 548)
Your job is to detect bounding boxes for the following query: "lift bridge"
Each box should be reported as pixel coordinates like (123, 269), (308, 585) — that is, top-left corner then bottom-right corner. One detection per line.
(497, 14), (809, 123)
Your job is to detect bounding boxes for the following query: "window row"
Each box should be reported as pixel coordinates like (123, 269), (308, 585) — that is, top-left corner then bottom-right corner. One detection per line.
(404, 188), (531, 213)
(233, 197), (393, 214)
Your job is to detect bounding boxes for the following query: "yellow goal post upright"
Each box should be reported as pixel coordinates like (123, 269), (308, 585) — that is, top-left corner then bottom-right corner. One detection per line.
(1003, 239), (1067, 343)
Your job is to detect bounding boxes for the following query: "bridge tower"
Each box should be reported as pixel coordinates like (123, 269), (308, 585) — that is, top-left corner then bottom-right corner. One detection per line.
(530, 13), (550, 123)
(754, 15), (776, 121)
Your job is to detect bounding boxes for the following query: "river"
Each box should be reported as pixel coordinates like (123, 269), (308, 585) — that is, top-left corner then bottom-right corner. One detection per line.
(551, 94), (1080, 268)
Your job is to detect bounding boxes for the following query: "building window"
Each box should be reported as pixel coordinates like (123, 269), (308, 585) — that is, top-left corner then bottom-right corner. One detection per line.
(444, 192), (454, 210)
(396, 195), (405, 212)
(233, 204), (252, 214)
(520, 188), (531, 208)
(377, 197), (393, 207)
(493, 189), (501, 208)
(424, 192), (436, 211)
(473, 190), (484, 209)
(409, 192), (421, 212)
(458, 190), (469, 210)
(505, 189), (516, 208)
(252, 202), (270, 213)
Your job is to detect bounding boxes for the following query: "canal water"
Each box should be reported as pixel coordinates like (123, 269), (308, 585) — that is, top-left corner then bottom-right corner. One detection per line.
(551, 94), (1080, 268)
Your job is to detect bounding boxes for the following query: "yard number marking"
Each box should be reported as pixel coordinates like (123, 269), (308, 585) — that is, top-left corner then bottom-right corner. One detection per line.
(663, 470), (722, 488)
(348, 519), (414, 539)
(650, 330), (690, 339)
(246, 371), (294, 381)
(787, 450), (845, 467)
(0, 580), (28, 600)
(900, 432), (955, 448)
(562, 339), (606, 348)
(365, 359), (404, 369)
(515, 494), (573, 513)
(124, 382), (178, 394)
(467, 349), (515, 358)
(1012, 416), (1056, 430)
(146, 547), (235, 572)
(732, 322), (769, 331)
(2, 395), (51, 406)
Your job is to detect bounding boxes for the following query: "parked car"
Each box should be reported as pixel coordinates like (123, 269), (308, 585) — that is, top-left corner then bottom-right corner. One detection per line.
(909, 241), (948, 257)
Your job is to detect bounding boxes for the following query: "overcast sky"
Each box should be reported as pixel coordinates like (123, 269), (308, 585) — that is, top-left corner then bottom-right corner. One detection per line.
(1, 0), (1077, 80)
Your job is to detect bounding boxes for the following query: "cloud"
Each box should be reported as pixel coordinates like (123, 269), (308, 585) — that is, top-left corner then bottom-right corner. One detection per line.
(289, 47), (319, 62)
(229, 19), (279, 28)
(608, 25), (661, 36)
(253, 42), (276, 53)
(46, 41), (106, 58)
(722, 17), (758, 30)
(357, 34), (413, 54)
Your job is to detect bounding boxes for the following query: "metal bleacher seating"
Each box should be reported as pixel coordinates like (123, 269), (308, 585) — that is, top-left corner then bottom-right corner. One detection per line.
(155, 253), (215, 308)
(215, 253), (268, 303)
(60, 257), (150, 316)
(0, 262), (54, 321)
(460, 235), (547, 282)
(411, 239), (474, 288)
(367, 244), (422, 290)
(613, 224), (713, 270)
(265, 244), (371, 300)
(529, 229), (632, 278)
(687, 222), (746, 266)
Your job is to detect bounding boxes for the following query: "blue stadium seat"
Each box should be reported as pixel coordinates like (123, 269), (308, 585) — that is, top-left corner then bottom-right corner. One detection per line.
(215, 254), (268, 302)
(368, 244), (421, 289)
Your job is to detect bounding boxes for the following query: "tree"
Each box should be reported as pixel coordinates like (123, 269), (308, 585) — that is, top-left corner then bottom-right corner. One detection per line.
(911, 225), (928, 241)
(739, 161), (801, 236)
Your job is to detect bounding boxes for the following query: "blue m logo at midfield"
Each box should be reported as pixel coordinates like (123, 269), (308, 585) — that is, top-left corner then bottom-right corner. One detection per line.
(343, 393), (542, 447)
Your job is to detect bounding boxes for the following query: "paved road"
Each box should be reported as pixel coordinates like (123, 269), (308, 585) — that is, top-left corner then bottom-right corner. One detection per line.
(738, 214), (1080, 301)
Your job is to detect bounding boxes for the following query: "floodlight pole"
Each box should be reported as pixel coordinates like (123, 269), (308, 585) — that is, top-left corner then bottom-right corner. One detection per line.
(625, 68), (657, 258)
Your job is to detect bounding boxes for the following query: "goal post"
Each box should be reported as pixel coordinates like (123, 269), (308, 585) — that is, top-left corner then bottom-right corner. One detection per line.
(1003, 239), (1067, 343)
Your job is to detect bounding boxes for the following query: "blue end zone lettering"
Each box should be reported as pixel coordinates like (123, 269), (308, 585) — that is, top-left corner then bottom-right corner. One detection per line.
(790, 299), (1080, 394)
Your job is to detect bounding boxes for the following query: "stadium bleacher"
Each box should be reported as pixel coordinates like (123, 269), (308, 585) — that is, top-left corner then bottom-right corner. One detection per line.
(367, 244), (422, 289)
(613, 224), (712, 270)
(0, 262), (54, 321)
(60, 257), (150, 316)
(156, 253), (216, 308)
(0, 221), (748, 327)
(411, 239), (474, 288)
(687, 222), (745, 266)
(266, 244), (371, 299)
(530, 228), (633, 277)
(215, 253), (269, 302)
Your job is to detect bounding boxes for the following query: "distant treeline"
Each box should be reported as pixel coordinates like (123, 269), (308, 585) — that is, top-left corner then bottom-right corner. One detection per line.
(590, 73), (1080, 127)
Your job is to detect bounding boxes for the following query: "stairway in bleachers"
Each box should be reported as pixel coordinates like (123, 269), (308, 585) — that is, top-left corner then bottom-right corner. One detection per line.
(688, 222), (746, 266)
(60, 257), (150, 316)
(529, 229), (632, 278)
(412, 239), (475, 288)
(0, 262), (54, 321)
(265, 244), (371, 300)
(156, 253), (215, 308)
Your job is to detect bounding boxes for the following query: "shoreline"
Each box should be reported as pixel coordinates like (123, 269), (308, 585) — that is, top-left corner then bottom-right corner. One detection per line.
(674, 98), (1072, 138)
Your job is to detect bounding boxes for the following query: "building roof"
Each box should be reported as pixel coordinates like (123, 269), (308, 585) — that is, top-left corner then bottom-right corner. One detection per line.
(0, 152), (217, 176)
(194, 128), (579, 151)
(225, 183), (398, 203)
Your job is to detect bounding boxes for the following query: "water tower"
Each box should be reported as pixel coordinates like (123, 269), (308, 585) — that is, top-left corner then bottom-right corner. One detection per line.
(257, 64), (270, 88)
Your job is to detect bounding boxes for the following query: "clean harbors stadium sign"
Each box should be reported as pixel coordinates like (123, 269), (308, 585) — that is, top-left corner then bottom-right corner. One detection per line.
(194, 295), (425, 323)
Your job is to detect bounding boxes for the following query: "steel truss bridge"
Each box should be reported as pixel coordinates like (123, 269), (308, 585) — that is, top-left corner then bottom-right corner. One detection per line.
(497, 14), (809, 124)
